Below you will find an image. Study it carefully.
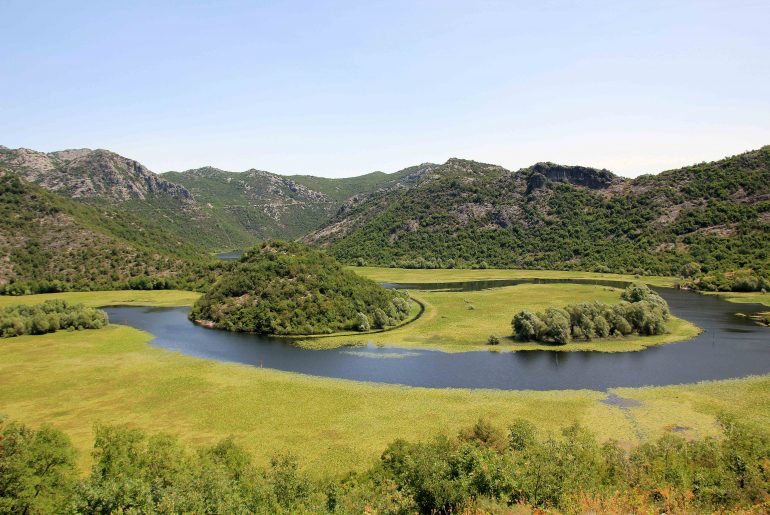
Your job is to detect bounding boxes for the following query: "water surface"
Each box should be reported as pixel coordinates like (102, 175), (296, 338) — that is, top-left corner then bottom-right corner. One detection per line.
(105, 280), (770, 390)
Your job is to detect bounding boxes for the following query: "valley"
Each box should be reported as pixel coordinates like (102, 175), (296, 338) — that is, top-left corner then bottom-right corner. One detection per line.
(2, 146), (769, 513)
(1, 273), (769, 481)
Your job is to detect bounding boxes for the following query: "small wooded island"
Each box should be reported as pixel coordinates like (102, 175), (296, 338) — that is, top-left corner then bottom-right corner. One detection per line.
(190, 241), (411, 335)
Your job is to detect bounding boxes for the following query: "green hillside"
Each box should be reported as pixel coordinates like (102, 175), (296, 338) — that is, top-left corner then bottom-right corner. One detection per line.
(190, 241), (411, 335)
(305, 148), (770, 276)
(162, 167), (336, 244)
(0, 171), (206, 293)
(289, 164), (428, 201)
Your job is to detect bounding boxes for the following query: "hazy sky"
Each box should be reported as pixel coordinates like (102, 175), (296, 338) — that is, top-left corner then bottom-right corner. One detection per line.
(2, 1), (769, 178)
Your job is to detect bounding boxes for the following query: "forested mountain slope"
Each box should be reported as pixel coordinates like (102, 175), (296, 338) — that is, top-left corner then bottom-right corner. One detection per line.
(0, 171), (202, 293)
(305, 147), (770, 275)
(0, 146), (423, 250)
(163, 164), (431, 241)
(0, 146), (240, 249)
(162, 167), (337, 242)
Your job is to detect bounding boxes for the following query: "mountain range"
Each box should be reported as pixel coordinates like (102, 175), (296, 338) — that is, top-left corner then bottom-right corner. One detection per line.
(1, 144), (768, 290)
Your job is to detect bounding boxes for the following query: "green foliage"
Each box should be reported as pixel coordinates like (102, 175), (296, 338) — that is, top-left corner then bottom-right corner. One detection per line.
(0, 172), (213, 295)
(75, 423), (317, 514)
(318, 148), (770, 276)
(0, 300), (108, 337)
(2, 416), (770, 512)
(0, 420), (76, 514)
(375, 416), (770, 512)
(689, 269), (770, 293)
(190, 241), (411, 335)
(512, 284), (670, 344)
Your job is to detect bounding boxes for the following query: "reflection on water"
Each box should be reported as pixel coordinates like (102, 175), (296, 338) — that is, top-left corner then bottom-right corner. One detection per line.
(105, 279), (770, 391)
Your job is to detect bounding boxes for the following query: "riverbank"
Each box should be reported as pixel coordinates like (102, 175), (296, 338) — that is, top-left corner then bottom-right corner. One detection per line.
(2, 323), (769, 477)
(0, 279), (700, 353)
(296, 282), (700, 353)
(0, 289), (201, 309)
(351, 266), (680, 287)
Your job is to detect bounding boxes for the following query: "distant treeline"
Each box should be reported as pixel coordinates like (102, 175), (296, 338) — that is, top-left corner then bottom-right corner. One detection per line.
(2, 415), (768, 513)
(512, 283), (670, 344)
(0, 262), (233, 296)
(0, 300), (108, 338)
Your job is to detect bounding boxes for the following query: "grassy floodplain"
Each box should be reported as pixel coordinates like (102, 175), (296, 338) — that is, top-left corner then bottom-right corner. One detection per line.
(1, 318), (769, 478)
(0, 270), (765, 477)
(699, 290), (770, 307)
(0, 289), (200, 309)
(352, 266), (681, 287)
(299, 268), (699, 352)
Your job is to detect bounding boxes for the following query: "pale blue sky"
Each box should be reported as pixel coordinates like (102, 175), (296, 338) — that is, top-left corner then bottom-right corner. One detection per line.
(2, 1), (769, 177)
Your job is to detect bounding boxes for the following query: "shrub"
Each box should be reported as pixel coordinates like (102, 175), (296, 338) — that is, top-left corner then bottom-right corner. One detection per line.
(511, 284), (670, 344)
(356, 312), (371, 332)
(0, 300), (108, 338)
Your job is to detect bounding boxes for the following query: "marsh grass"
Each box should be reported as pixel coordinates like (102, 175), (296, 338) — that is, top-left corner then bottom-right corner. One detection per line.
(0, 325), (627, 476)
(303, 283), (700, 352)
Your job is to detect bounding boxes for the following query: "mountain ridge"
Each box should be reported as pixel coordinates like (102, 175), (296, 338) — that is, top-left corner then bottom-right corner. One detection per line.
(305, 147), (770, 275)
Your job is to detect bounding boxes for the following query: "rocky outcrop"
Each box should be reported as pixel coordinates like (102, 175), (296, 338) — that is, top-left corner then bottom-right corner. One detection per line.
(0, 147), (194, 203)
(528, 162), (618, 190)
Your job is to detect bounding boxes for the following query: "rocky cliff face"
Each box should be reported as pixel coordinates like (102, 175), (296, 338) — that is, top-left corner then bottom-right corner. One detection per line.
(527, 163), (619, 190)
(0, 147), (193, 203)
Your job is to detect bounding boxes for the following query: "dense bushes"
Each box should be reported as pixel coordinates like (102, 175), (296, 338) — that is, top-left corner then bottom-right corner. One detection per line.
(190, 241), (411, 335)
(512, 283), (670, 344)
(3, 416), (769, 513)
(689, 269), (770, 293)
(0, 300), (108, 338)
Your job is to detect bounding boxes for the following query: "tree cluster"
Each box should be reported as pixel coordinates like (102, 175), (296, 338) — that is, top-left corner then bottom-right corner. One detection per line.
(2, 415), (769, 513)
(190, 241), (411, 335)
(511, 283), (670, 344)
(0, 300), (108, 338)
(688, 269), (770, 293)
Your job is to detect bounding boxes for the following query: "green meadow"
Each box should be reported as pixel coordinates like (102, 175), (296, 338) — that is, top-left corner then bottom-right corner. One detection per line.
(0, 268), (766, 478)
(1, 322), (768, 478)
(351, 266), (680, 287)
(700, 290), (770, 307)
(303, 283), (700, 352)
(0, 289), (200, 309)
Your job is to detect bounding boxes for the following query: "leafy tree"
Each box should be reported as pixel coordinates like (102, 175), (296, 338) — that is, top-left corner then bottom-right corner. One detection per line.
(511, 310), (544, 341)
(0, 421), (76, 513)
(356, 312), (371, 332)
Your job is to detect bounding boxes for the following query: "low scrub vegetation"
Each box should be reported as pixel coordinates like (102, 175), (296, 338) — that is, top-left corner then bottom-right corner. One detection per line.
(2, 416), (768, 513)
(511, 283), (670, 344)
(0, 300), (107, 338)
(190, 241), (411, 335)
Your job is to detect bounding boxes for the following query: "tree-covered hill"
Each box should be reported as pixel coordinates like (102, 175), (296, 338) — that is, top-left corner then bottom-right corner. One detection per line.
(0, 171), (205, 293)
(162, 164), (431, 243)
(190, 241), (411, 335)
(0, 145), (425, 251)
(161, 167), (338, 243)
(304, 147), (770, 276)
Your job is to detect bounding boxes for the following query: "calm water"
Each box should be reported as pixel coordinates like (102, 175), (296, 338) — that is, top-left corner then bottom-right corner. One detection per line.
(105, 280), (770, 390)
(214, 251), (243, 261)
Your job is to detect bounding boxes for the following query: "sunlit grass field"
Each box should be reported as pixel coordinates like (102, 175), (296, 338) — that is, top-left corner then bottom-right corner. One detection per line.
(2, 323), (767, 477)
(0, 270), (766, 478)
(303, 283), (700, 352)
(0, 289), (200, 309)
(352, 266), (680, 287)
(700, 290), (770, 307)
